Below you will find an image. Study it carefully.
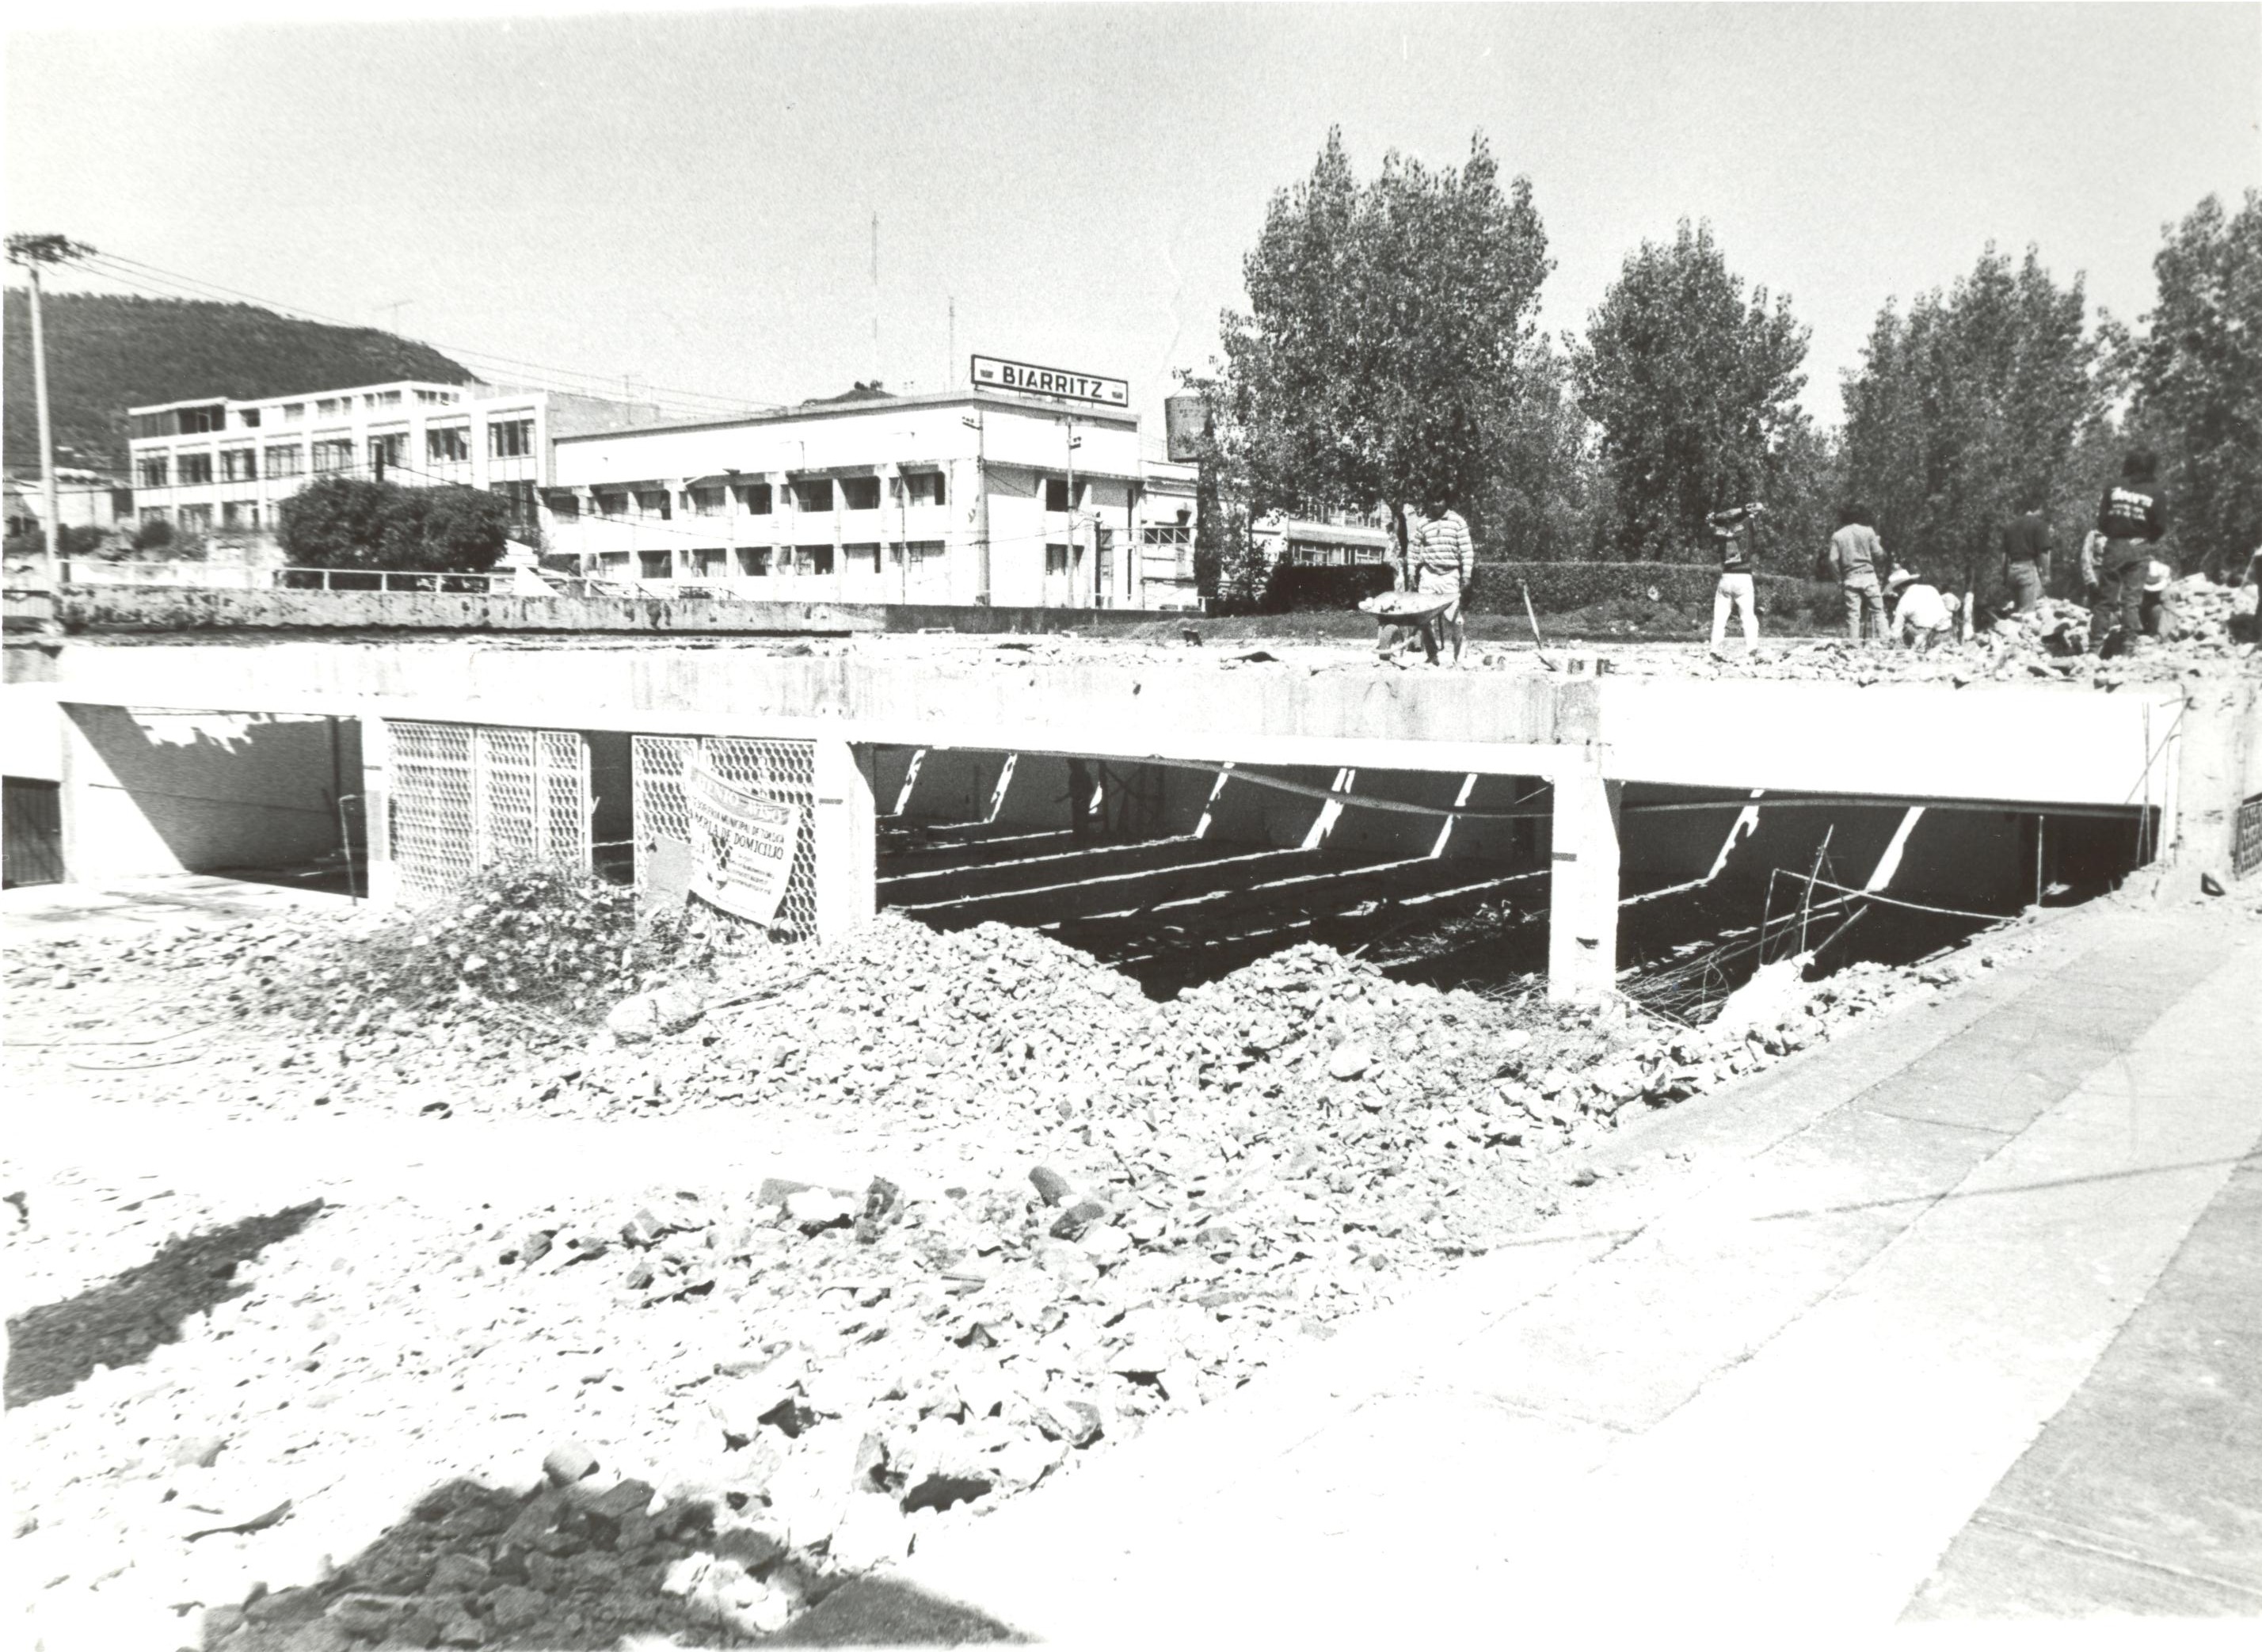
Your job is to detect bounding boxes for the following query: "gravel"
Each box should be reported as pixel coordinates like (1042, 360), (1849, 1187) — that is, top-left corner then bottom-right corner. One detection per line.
(6, 898), (2058, 1649)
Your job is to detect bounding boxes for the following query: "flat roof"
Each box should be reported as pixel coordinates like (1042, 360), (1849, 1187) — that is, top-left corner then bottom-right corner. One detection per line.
(127, 380), (493, 417)
(551, 385), (1141, 445)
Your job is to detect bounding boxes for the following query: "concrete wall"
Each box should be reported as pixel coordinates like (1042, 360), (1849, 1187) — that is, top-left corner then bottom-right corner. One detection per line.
(63, 706), (357, 878)
(55, 587), (1184, 638)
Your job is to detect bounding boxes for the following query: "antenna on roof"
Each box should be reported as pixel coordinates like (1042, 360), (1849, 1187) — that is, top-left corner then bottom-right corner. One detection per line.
(871, 211), (882, 390)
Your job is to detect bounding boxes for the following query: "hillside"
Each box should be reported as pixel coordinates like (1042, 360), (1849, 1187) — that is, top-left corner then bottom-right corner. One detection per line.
(2, 291), (474, 473)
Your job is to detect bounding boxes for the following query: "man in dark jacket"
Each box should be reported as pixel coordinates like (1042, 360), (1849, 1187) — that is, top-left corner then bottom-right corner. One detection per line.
(2000, 496), (2054, 617)
(2095, 450), (2171, 650)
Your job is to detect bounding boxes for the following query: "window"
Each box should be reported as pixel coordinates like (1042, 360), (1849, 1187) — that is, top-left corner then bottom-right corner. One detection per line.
(368, 432), (408, 473)
(793, 478), (833, 513)
(317, 398), (345, 418)
(139, 506), (171, 527)
(896, 470), (946, 508)
(180, 504), (214, 531)
(237, 408), (262, 429)
(137, 455), (170, 488)
(491, 480), (538, 524)
(488, 417), (535, 459)
(798, 545), (835, 575)
(427, 427), (470, 463)
(689, 485), (725, 516)
(737, 546), (771, 577)
(177, 405), (224, 435)
(599, 550), (632, 573)
(279, 403), (305, 424)
(221, 448), (257, 482)
(692, 547), (729, 577)
(545, 489), (580, 520)
(222, 501), (260, 530)
(1046, 543), (1070, 576)
(840, 475), (880, 512)
(1045, 478), (1070, 512)
(367, 390), (402, 408)
(906, 539), (945, 563)
(177, 453), (215, 485)
(638, 550), (671, 581)
(264, 445), (304, 478)
(312, 440), (355, 474)
(843, 542), (881, 573)
(634, 488), (671, 520)
(415, 389), (457, 405)
(596, 492), (628, 519)
(735, 482), (772, 515)
(1143, 523), (1194, 577)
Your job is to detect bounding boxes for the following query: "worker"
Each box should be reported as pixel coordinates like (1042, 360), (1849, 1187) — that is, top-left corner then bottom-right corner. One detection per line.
(1707, 499), (1765, 657)
(2140, 558), (2179, 642)
(1408, 497), (1474, 666)
(2077, 527), (2108, 611)
(2093, 449), (2171, 653)
(1999, 494), (2054, 617)
(1828, 503), (1890, 646)
(1889, 567), (1958, 653)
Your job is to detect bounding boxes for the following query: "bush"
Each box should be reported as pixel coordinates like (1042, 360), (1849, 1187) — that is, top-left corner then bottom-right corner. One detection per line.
(1217, 558), (1824, 621)
(276, 475), (514, 575)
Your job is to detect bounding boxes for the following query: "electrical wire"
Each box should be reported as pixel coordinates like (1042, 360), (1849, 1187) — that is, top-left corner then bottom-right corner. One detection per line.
(68, 253), (789, 421)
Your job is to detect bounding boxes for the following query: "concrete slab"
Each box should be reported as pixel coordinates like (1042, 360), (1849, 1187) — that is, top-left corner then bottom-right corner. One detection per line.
(893, 911), (2262, 1642)
(1907, 1159), (2262, 1618)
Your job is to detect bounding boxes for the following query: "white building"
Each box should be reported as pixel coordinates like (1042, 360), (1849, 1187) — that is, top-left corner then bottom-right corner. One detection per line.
(546, 385), (1201, 610)
(124, 381), (655, 554)
(4, 467), (134, 543)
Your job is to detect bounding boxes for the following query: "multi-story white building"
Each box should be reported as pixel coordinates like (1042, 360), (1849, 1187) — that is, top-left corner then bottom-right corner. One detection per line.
(125, 380), (654, 552)
(546, 385), (1201, 610)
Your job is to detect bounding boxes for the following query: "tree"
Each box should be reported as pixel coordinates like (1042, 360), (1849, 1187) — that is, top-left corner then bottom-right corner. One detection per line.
(1841, 246), (2105, 590)
(276, 477), (515, 574)
(1571, 221), (1811, 561)
(2127, 191), (2262, 581)
(1212, 128), (1555, 564)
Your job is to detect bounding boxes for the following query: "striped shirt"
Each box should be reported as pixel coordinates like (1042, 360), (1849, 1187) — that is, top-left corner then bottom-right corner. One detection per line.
(1411, 510), (1472, 586)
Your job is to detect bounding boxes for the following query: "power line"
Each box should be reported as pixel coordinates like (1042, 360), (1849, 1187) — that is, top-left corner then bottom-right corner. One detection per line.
(82, 250), (784, 413)
(67, 251), (794, 420)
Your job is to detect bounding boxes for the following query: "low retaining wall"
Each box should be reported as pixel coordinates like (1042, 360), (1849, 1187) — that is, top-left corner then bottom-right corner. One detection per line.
(53, 585), (1182, 638)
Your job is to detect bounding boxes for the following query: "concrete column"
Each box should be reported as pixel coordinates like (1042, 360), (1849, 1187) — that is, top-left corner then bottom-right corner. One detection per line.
(363, 716), (398, 909)
(1548, 770), (1623, 1004)
(813, 737), (877, 942)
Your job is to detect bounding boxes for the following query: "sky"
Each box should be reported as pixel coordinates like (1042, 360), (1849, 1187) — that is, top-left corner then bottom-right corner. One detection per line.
(6, 3), (2258, 436)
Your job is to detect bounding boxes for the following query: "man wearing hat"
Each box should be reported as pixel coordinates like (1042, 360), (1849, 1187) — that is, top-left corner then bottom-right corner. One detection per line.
(1889, 567), (1958, 654)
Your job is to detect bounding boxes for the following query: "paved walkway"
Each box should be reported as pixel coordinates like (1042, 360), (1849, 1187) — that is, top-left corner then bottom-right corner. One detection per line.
(885, 903), (2262, 1640)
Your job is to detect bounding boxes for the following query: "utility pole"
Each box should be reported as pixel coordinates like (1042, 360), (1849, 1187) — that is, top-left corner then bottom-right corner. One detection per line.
(7, 234), (95, 606)
(870, 212), (882, 389)
(1064, 419), (1083, 607)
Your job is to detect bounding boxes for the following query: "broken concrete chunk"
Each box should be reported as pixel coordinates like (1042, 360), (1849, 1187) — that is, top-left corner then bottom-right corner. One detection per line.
(541, 1444), (598, 1488)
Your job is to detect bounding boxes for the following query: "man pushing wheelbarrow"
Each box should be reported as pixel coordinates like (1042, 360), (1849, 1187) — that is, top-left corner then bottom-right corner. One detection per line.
(1361, 498), (1472, 666)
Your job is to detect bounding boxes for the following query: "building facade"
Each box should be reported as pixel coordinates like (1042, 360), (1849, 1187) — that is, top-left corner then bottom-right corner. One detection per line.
(124, 381), (654, 554)
(546, 388), (1201, 610)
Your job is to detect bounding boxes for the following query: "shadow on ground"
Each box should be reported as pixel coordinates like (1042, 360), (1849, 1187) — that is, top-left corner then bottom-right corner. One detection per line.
(4, 1200), (326, 1408)
(200, 1476), (1027, 1650)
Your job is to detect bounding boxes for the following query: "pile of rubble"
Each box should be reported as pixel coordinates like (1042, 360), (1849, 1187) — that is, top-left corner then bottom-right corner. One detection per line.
(1600, 574), (2258, 687)
(8, 900), (2054, 1649)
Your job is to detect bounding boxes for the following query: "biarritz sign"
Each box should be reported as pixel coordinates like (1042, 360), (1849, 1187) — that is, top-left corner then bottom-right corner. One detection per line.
(969, 355), (1130, 409)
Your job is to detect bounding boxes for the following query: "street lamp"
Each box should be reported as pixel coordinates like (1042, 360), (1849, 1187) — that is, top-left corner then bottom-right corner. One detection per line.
(6, 233), (96, 608)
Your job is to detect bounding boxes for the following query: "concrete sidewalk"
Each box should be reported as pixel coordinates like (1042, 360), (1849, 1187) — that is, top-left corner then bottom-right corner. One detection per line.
(889, 904), (2262, 1641)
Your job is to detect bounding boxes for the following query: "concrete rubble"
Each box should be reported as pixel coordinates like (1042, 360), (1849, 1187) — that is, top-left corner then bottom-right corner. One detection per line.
(5, 900), (2054, 1649)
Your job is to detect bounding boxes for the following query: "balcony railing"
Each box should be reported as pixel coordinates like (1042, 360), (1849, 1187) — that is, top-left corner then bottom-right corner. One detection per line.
(272, 566), (516, 593)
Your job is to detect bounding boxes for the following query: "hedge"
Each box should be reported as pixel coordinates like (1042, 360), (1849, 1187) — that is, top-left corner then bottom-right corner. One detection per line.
(1227, 559), (1832, 620)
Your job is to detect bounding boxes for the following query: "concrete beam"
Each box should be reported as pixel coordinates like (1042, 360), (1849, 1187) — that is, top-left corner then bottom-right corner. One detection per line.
(1548, 771), (1623, 1005)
